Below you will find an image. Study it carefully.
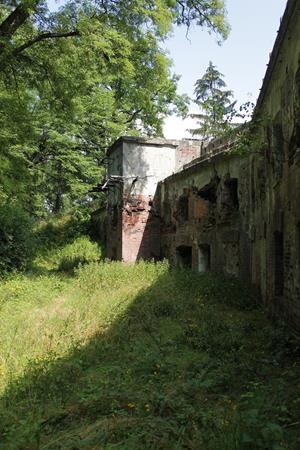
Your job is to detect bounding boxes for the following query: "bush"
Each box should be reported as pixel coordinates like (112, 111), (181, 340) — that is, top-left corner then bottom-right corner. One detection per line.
(35, 211), (91, 251)
(56, 236), (101, 272)
(0, 203), (35, 275)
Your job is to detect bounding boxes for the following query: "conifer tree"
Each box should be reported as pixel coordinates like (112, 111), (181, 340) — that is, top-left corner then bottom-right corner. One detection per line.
(190, 61), (236, 140)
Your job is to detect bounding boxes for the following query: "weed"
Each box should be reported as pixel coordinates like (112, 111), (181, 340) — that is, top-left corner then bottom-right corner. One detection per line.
(0, 242), (299, 449)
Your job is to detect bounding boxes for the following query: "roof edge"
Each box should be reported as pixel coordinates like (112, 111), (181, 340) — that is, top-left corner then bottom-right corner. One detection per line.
(107, 136), (202, 155)
(160, 150), (247, 185)
(255, 0), (298, 113)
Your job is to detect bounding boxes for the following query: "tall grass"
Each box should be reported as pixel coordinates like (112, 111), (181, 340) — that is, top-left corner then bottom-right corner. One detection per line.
(0, 237), (299, 449)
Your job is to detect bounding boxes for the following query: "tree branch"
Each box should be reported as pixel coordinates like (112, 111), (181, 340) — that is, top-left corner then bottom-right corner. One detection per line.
(0, 4), (33, 40)
(12, 30), (80, 55)
(123, 108), (143, 124)
(176, 0), (217, 34)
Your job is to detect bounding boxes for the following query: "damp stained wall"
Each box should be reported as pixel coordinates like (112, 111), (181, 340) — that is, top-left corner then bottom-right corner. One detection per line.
(158, 152), (248, 280)
(158, 0), (300, 326)
(104, 0), (300, 327)
(121, 139), (177, 262)
(248, 0), (300, 325)
(106, 137), (203, 262)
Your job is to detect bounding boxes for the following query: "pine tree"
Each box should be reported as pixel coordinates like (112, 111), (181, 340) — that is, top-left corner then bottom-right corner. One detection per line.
(190, 61), (236, 141)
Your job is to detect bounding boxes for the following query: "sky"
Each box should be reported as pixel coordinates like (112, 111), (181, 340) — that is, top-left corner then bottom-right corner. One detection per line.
(163, 0), (287, 138)
(48, 0), (288, 139)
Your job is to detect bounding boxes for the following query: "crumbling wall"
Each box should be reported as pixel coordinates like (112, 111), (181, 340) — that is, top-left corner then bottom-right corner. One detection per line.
(120, 140), (177, 261)
(158, 1), (300, 328)
(175, 140), (202, 171)
(122, 194), (161, 261)
(106, 141), (123, 260)
(105, 137), (205, 262)
(104, 1), (300, 328)
(159, 153), (249, 279)
(249, 4), (300, 325)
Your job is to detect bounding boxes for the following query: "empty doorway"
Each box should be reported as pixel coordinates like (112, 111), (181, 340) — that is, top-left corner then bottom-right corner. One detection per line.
(198, 244), (211, 272)
(176, 246), (192, 269)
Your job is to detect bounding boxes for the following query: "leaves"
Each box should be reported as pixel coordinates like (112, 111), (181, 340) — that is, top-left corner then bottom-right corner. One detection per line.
(0, 1), (229, 214)
(189, 61), (237, 141)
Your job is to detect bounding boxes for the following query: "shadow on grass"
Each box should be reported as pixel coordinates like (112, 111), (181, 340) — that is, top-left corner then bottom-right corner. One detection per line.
(0, 268), (299, 450)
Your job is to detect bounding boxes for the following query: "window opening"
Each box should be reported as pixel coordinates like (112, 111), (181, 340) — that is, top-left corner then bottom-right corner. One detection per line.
(225, 178), (239, 210)
(177, 195), (189, 222)
(111, 205), (119, 228)
(298, 222), (300, 269)
(198, 184), (217, 203)
(198, 244), (211, 272)
(176, 246), (192, 269)
(274, 231), (284, 296)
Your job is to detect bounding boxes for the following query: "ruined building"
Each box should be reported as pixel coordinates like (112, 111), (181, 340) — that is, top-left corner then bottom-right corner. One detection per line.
(105, 137), (202, 261)
(102, 0), (300, 326)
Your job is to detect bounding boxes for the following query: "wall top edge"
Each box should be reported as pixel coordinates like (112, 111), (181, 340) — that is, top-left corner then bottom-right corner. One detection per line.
(159, 150), (248, 185)
(107, 136), (203, 155)
(255, 0), (298, 113)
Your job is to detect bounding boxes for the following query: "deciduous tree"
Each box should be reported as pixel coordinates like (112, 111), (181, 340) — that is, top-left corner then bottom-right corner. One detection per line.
(0, 1), (229, 214)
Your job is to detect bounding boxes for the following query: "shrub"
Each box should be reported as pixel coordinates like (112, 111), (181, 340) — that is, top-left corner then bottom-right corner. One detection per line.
(0, 203), (35, 275)
(56, 236), (101, 272)
(35, 211), (91, 251)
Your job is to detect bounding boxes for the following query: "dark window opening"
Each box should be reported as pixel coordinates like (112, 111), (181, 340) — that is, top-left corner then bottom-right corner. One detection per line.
(298, 222), (300, 269)
(111, 205), (119, 228)
(225, 178), (239, 210)
(163, 201), (172, 226)
(198, 244), (211, 272)
(198, 184), (217, 203)
(111, 247), (117, 261)
(296, 125), (300, 149)
(290, 65), (300, 161)
(176, 245), (192, 269)
(273, 123), (284, 153)
(295, 65), (300, 149)
(274, 231), (284, 296)
(177, 195), (189, 222)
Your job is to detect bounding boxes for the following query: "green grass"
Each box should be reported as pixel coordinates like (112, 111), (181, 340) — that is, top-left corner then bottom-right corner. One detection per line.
(34, 236), (101, 272)
(0, 237), (300, 449)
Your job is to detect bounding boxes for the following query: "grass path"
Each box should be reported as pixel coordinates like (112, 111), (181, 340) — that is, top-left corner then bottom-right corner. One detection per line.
(0, 237), (300, 449)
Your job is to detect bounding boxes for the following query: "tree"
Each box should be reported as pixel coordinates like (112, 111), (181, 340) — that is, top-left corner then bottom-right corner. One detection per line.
(0, 1), (229, 214)
(189, 61), (236, 141)
(0, 1), (229, 59)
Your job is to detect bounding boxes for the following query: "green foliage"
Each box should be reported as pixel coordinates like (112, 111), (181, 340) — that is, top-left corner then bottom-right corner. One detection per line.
(0, 203), (35, 275)
(34, 215), (102, 272)
(190, 61), (237, 140)
(56, 237), (101, 272)
(230, 111), (270, 155)
(0, 250), (299, 449)
(35, 212), (91, 250)
(0, 0), (229, 217)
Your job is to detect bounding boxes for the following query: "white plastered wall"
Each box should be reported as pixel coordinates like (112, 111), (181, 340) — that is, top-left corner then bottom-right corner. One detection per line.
(122, 142), (176, 198)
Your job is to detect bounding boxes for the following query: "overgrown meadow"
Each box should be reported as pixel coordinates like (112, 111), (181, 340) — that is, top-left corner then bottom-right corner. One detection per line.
(0, 229), (300, 449)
